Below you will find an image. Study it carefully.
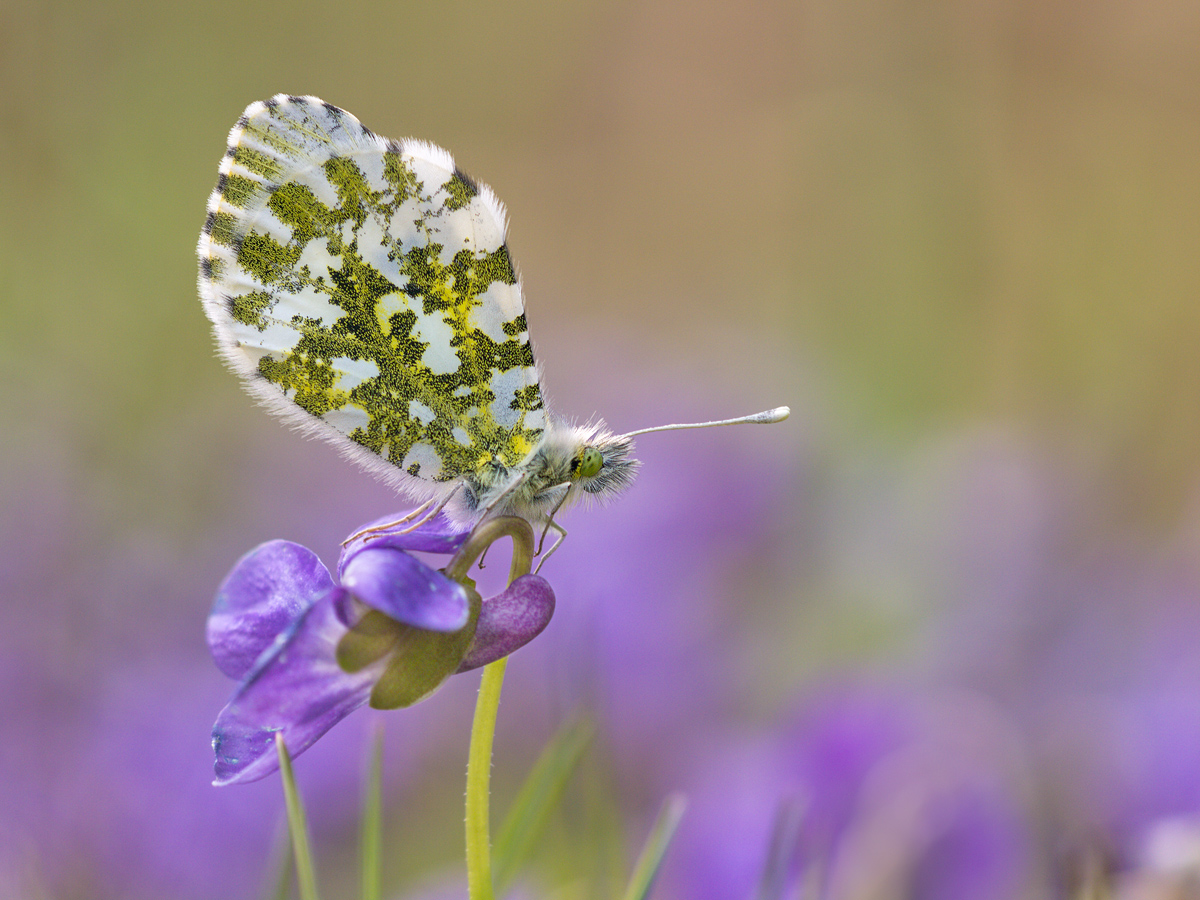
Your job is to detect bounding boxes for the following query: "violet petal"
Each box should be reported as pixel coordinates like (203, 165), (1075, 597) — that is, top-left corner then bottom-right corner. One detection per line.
(341, 547), (469, 632)
(211, 586), (379, 786)
(207, 540), (333, 680)
(338, 510), (470, 575)
(457, 574), (555, 672)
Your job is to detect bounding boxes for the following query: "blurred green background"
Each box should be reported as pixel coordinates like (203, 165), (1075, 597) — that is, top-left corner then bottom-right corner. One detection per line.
(2, 0), (1199, 897)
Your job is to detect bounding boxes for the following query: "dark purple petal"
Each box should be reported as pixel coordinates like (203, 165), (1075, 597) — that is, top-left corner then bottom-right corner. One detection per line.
(207, 540), (334, 680)
(909, 785), (1028, 900)
(338, 510), (471, 574)
(340, 547), (470, 632)
(457, 574), (555, 672)
(211, 586), (380, 786)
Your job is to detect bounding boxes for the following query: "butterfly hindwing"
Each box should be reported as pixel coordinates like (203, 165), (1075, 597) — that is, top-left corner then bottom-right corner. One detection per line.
(198, 95), (547, 498)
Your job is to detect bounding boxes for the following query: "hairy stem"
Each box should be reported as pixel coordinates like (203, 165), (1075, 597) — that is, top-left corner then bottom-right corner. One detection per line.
(459, 516), (534, 900)
(465, 657), (509, 900)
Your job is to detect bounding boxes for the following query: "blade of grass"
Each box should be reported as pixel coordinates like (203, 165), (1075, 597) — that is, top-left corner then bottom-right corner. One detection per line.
(753, 798), (805, 900)
(360, 725), (384, 900)
(492, 717), (594, 894)
(276, 733), (321, 900)
(620, 794), (687, 900)
(262, 820), (293, 900)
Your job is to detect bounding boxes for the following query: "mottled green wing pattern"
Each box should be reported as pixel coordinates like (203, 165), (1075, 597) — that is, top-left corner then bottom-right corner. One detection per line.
(198, 95), (546, 497)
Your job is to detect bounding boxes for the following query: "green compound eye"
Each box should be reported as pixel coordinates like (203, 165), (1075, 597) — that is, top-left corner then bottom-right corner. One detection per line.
(574, 446), (604, 479)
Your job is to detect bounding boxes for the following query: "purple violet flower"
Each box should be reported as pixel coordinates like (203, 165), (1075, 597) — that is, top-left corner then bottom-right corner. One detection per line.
(666, 686), (1032, 900)
(207, 512), (554, 786)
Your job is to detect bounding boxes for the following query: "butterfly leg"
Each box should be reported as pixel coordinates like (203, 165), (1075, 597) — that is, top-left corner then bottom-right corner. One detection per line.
(340, 485), (463, 546)
(533, 519), (567, 576)
(341, 497), (435, 546)
(535, 485), (572, 557)
(467, 476), (530, 571)
(388, 484), (462, 536)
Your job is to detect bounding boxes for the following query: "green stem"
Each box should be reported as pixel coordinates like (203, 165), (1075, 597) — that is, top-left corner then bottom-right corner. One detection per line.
(458, 516), (534, 900)
(466, 657), (509, 900)
(444, 516), (535, 585)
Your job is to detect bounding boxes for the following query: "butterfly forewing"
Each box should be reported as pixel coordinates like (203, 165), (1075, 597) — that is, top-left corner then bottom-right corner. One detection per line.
(198, 95), (547, 499)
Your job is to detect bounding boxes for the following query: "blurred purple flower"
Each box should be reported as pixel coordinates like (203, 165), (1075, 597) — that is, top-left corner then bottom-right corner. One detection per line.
(666, 686), (1033, 900)
(208, 512), (555, 785)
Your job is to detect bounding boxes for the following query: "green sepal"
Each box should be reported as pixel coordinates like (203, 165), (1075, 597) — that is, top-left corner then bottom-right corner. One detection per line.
(367, 579), (481, 710)
(337, 608), (406, 672)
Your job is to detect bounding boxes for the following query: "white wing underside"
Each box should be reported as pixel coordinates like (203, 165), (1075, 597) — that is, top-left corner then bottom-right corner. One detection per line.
(197, 95), (547, 511)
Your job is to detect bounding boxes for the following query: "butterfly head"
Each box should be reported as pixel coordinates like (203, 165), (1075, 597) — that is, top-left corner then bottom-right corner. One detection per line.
(464, 407), (789, 524)
(565, 428), (639, 501)
(535, 406), (791, 511)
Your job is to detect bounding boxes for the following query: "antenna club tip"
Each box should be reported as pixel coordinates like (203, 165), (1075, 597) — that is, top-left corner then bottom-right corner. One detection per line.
(760, 406), (790, 423)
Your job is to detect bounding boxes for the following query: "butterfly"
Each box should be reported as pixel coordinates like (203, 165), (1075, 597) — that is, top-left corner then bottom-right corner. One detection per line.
(197, 95), (787, 558)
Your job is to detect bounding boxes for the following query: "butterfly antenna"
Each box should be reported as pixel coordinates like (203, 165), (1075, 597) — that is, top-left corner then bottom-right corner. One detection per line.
(621, 406), (790, 438)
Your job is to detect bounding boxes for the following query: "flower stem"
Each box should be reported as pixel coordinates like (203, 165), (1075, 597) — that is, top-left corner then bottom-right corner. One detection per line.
(465, 657), (508, 900)
(444, 516), (535, 585)
(457, 516), (534, 900)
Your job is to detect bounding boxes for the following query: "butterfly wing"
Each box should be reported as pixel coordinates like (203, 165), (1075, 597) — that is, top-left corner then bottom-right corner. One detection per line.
(198, 95), (547, 499)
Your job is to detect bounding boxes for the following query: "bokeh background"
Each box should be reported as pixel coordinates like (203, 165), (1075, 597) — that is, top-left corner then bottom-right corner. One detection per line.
(3, 0), (1199, 898)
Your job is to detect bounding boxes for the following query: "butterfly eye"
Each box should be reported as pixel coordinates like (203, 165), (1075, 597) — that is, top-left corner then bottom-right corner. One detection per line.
(573, 447), (604, 479)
